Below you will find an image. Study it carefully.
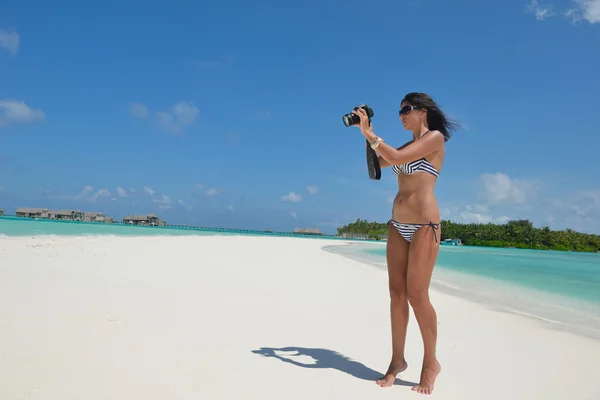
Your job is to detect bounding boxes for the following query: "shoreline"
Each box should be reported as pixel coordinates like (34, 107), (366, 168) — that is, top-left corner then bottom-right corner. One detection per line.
(322, 241), (600, 344)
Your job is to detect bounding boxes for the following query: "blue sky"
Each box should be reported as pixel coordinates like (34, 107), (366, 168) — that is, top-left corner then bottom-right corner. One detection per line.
(1, 0), (599, 234)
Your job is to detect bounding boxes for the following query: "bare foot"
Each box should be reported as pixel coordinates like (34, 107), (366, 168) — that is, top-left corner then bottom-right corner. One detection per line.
(376, 360), (408, 387)
(412, 360), (441, 395)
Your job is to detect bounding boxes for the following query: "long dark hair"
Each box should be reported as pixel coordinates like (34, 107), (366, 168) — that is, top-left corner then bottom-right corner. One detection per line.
(401, 92), (459, 142)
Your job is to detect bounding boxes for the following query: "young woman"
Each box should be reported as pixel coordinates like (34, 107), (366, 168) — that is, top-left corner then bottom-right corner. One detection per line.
(352, 92), (458, 395)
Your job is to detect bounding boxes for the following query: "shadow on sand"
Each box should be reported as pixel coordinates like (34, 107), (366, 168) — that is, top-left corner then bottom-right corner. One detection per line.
(252, 346), (417, 387)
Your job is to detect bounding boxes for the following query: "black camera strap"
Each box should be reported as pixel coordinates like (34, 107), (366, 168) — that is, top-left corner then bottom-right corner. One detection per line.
(366, 139), (381, 180)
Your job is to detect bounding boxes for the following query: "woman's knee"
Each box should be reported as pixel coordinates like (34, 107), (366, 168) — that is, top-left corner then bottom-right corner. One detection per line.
(407, 288), (431, 308)
(389, 283), (407, 305)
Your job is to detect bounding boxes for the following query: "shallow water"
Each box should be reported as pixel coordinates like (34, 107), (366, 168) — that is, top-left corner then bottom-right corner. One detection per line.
(323, 242), (600, 341)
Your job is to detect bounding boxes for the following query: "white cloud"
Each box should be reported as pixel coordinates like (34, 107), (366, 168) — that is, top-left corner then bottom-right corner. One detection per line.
(480, 172), (534, 205)
(443, 181), (600, 234)
(73, 185), (112, 203)
(458, 210), (494, 224)
(129, 101), (199, 134)
(527, 0), (556, 20)
(116, 186), (128, 197)
(444, 172), (535, 224)
(144, 186), (174, 210)
(194, 184), (221, 197)
(227, 205), (234, 212)
(281, 192), (302, 203)
(91, 188), (111, 201)
(177, 199), (194, 211)
(453, 204), (510, 224)
(129, 102), (148, 118)
(0, 100), (45, 127)
(543, 188), (600, 233)
(470, 204), (489, 213)
(0, 185), (5, 194)
(441, 170), (600, 234)
(444, 204), (512, 225)
(155, 101), (199, 134)
(291, 212), (298, 219)
(526, 0), (600, 24)
(306, 185), (319, 195)
(115, 186), (135, 198)
(458, 211), (511, 224)
(0, 30), (19, 55)
(566, 0), (600, 23)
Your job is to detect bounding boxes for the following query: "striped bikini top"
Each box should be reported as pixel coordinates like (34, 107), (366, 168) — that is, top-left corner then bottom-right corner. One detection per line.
(391, 130), (440, 178)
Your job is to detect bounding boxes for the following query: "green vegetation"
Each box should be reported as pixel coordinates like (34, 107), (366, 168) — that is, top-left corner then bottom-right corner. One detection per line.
(337, 218), (600, 252)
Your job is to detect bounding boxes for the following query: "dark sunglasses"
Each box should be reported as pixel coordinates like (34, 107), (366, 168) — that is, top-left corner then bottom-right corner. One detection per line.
(399, 105), (422, 116)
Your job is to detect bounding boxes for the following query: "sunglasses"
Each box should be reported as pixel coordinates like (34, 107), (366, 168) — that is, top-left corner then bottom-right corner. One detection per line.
(399, 105), (422, 116)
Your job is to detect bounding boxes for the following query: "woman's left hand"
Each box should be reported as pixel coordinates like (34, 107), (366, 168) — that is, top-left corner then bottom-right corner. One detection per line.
(352, 108), (374, 137)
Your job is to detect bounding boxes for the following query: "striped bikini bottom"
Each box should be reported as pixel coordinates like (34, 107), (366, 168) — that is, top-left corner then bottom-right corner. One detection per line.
(387, 220), (440, 243)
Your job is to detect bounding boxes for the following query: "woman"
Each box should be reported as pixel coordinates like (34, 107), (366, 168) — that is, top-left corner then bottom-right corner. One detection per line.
(352, 92), (458, 395)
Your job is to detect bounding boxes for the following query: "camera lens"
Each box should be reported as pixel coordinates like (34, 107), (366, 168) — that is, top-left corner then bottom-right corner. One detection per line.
(342, 112), (359, 127)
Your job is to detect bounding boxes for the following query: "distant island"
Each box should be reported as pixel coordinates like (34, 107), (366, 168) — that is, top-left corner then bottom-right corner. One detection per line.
(337, 218), (600, 253)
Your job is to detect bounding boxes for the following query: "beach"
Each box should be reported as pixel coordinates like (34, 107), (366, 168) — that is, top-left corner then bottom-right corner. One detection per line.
(1, 234), (599, 400)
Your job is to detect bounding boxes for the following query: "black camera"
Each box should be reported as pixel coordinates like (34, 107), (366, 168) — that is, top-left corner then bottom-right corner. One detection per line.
(342, 104), (374, 127)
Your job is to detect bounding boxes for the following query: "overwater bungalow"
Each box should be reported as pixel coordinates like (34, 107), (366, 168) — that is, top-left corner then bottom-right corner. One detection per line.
(83, 211), (113, 223)
(122, 213), (166, 226)
(14, 207), (113, 223)
(49, 209), (83, 221)
(16, 207), (50, 218)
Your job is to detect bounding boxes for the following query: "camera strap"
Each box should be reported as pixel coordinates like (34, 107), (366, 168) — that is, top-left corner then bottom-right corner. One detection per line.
(366, 139), (381, 180)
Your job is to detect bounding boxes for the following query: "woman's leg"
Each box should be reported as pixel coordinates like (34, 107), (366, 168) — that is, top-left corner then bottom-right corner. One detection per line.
(376, 223), (410, 387)
(406, 225), (441, 395)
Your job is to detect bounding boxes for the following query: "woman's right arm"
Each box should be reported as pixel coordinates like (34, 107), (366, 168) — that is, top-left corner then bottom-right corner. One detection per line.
(378, 155), (391, 168)
(378, 144), (409, 168)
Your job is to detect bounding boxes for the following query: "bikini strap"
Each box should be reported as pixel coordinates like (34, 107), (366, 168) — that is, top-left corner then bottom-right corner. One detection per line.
(427, 221), (440, 243)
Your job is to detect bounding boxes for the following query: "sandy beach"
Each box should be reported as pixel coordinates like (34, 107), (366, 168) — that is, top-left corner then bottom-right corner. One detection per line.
(1, 234), (599, 400)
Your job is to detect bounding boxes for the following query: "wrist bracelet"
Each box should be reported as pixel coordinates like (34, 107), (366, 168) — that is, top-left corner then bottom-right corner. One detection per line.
(370, 137), (384, 150)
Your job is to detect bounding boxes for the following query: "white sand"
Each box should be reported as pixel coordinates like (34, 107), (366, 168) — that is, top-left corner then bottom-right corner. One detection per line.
(1, 234), (599, 400)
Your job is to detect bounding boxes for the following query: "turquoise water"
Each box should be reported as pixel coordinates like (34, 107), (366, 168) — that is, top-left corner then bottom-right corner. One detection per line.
(0, 216), (354, 240)
(323, 242), (600, 340)
(0, 216), (222, 237)
(364, 244), (600, 305)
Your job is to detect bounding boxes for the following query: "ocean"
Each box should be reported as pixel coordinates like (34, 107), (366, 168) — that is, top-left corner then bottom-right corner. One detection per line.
(2, 216), (600, 340)
(324, 241), (600, 341)
(0, 216), (349, 240)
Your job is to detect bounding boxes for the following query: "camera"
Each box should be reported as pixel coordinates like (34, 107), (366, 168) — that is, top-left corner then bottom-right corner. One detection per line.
(342, 104), (374, 127)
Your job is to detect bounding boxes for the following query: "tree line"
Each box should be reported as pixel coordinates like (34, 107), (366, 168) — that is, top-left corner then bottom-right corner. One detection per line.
(337, 218), (600, 252)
